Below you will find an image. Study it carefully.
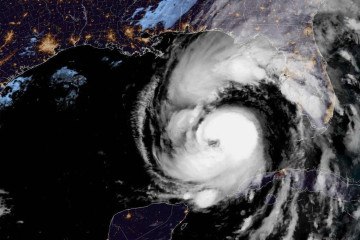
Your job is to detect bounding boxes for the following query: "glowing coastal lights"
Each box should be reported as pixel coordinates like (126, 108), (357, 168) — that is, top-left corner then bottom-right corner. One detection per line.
(38, 33), (59, 55)
(69, 35), (80, 45)
(106, 29), (116, 42)
(125, 212), (132, 220)
(124, 27), (135, 39)
(3, 30), (15, 46)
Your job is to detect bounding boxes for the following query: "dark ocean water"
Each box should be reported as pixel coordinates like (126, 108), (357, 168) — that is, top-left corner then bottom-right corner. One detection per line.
(0, 46), (158, 240)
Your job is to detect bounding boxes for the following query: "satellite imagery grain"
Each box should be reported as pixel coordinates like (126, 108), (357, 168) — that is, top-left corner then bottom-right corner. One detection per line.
(1, 0), (360, 239)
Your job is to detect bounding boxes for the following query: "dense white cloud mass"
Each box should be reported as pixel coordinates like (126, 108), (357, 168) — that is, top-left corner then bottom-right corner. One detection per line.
(0, 190), (10, 218)
(167, 33), (280, 106)
(0, 76), (32, 108)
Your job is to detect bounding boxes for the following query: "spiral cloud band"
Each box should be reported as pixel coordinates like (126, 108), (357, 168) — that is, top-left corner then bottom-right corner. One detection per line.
(134, 31), (311, 208)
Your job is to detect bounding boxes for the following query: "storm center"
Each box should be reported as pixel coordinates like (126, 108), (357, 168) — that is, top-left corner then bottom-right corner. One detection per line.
(197, 111), (258, 159)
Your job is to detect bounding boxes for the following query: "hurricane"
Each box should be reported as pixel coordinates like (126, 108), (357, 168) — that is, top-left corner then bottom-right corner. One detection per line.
(134, 31), (318, 206)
